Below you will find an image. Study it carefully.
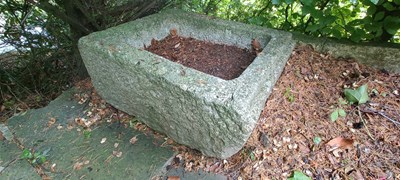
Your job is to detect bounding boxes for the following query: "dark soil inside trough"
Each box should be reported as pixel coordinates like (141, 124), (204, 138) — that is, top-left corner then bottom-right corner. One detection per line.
(145, 33), (257, 80)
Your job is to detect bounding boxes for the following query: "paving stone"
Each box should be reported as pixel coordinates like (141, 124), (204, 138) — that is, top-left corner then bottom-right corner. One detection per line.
(6, 88), (174, 179)
(0, 124), (40, 180)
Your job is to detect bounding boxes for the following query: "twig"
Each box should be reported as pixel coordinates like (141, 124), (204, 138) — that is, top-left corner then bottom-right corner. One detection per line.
(377, 112), (400, 127)
(0, 158), (19, 173)
(357, 107), (375, 141)
(360, 107), (400, 127)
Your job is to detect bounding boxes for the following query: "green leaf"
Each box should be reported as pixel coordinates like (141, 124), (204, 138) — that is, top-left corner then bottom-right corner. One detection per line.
(21, 149), (33, 159)
(250, 151), (255, 161)
(382, 2), (396, 11)
(383, 16), (400, 35)
(288, 170), (312, 180)
(300, 0), (314, 6)
(272, 0), (281, 5)
(313, 137), (322, 145)
(330, 109), (339, 122)
(338, 109), (346, 117)
(369, 0), (380, 5)
(374, 11), (385, 21)
(285, 0), (295, 4)
(357, 84), (369, 104)
(367, 6), (376, 15)
(344, 84), (369, 104)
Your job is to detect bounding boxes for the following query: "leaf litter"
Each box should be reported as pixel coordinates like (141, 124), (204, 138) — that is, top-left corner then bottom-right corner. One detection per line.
(64, 45), (399, 179)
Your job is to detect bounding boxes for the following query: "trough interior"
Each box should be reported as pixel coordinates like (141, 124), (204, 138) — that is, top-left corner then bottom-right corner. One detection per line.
(145, 30), (259, 80)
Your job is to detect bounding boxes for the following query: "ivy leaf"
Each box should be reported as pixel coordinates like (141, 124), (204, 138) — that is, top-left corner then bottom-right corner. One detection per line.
(288, 170), (311, 180)
(344, 84), (369, 104)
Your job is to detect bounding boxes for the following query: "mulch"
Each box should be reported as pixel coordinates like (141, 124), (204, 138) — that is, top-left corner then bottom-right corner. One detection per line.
(144, 29), (257, 80)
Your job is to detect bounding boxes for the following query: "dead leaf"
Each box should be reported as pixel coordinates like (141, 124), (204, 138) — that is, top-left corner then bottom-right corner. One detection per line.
(112, 151), (122, 158)
(50, 163), (56, 172)
(252, 39), (261, 51)
(326, 137), (354, 150)
(73, 162), (83, 170)
(100, 138), (107, 144)
(0, 105), (5, 112)
(130, 136), (138, 144)
(167, 176), (180, 180)
(48, 117), (56, 127)
(170, 28), (177, 36)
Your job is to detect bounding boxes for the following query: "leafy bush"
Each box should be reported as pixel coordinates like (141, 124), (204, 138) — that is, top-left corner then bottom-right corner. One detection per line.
(172, 0), (400, 43)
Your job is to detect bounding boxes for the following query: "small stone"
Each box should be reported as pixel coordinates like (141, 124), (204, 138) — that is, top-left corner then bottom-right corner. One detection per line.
(57, 125), (63, 130)
(260, 133), (269, 147)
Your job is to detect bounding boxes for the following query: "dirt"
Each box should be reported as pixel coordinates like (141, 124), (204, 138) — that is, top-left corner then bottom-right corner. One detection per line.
(145, 30), (257, 80)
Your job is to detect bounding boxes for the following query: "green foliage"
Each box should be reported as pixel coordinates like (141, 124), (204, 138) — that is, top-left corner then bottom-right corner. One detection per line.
(330, 108), (346, 122)
(20, 148), (49, 165)
(288, 170), (311, 180)
(284, 87), (295, 102)
(172, 0), (400, 43)
(83, 129), (92, 139)
(344, 84), (370, 104)
(313, 136), (321, 145)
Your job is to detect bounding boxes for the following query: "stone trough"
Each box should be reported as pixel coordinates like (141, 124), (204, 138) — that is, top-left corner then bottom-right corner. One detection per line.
(78, 10), (295, 159)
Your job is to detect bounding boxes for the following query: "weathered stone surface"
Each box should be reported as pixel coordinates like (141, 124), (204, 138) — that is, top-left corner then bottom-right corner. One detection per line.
(293, 32), (400, 73)
(6, 88), (174, 179)
(79, 10), (294, 158)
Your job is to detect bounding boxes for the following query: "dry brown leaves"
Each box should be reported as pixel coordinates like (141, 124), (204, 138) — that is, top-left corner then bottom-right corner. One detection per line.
(168, 45), (400, 179)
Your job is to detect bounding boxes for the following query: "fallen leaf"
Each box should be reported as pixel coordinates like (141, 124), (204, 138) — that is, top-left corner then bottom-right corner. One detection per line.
(100, 137), (107, 144)
(252, 39), (261, 51)
(167, 176), (180, 180)
(130, 136), (138, 144)
(0, 132), (4, 141)
(170, 28), (177, 36)
(73, 162), (83, 170)
(48, 118), (56, 127)
(326, 137), (354, 150)
(112, 151), (122, 158)
(50, 163), (56, 172)
(114, 143), (119, 148)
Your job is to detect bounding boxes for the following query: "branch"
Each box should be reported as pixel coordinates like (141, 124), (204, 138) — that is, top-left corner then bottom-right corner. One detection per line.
(26, 0), (91, 34)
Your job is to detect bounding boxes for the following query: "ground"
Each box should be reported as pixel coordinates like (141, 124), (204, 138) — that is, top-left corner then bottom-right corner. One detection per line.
(1, 45), (399, 179)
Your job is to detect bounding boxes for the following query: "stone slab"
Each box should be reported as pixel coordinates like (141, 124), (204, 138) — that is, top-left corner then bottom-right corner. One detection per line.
(161, 167), (228, 180)
(292, 32), (400, 73)
(79, 9), (295, 158)
(6, 88), (174, 179)
(0, 124), (40, 180)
